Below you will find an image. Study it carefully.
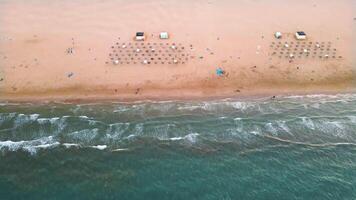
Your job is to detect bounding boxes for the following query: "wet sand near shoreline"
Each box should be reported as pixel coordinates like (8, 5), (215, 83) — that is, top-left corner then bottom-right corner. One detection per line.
(0, 0), (354, 102)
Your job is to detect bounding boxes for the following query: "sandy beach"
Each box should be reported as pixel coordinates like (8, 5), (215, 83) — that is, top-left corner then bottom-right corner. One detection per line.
(0, 0), (355, 102)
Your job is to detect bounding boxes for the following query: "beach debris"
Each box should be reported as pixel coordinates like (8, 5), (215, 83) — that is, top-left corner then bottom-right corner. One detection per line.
(295, 31), (307, 40)
(255, 45), (261, 54)
(274, 32), (282, 39)
(67, 72), (74, 78)
(135, 32), (145, 41)
(216, 67), (225, 76)
(159, 32), (169, 39)
(66, 48), (74, 54)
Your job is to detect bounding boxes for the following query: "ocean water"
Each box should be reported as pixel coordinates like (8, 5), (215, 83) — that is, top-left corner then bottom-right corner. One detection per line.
(0, 94), (356, 200)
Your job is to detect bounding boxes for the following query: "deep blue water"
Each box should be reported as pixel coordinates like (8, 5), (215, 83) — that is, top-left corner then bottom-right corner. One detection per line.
(0, 94), (356, 200)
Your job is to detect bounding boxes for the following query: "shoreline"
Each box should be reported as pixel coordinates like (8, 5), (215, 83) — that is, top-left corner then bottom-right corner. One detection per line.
(1, 88), (355, 104)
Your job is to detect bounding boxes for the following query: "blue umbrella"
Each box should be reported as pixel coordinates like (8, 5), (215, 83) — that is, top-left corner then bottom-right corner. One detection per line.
(216, 68), (224, 76)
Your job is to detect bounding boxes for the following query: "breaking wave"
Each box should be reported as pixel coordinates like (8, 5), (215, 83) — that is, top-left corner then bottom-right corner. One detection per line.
(0, 93), (356, 155)
(0, 136), (60, 155)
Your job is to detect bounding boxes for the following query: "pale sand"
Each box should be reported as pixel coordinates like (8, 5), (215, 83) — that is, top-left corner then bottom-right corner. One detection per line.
(0, 0), (355, 102)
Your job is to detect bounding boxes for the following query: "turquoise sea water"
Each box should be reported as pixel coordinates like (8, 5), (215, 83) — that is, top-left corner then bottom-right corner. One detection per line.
(0, 94), (356, 200)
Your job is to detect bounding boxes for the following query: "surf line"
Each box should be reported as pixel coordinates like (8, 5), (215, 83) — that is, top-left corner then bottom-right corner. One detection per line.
(261, 134), (356, 147)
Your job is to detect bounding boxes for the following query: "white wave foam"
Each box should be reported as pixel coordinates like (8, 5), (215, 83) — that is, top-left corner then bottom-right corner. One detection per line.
(234, 119), (244, 133)
(284, 93), (356, 99)
(169, 137), (183, 141)
(348, 116), (356, 123)
(13, 113), (40, 127)
(185, 133), (199, 143)
(90, 145), (107, 150)
(30, 114), (40, 120)
(177, 105), (203, 111)
(0, 112), (16, 126)
(311, 119), (347, 138)
(37, 117), (60, 124)
(88, 120), (101, 126)
(133, 123), (144, 136)
(250, 131), (261, 135)
(105, 123), (130, 141)
(113, 106), (132, 113)
(112, 148), (130, 152)
(326, 121), (345, 132)
(125, 134), (136, 140)
(62, 143), (80, 148)
(35, 117), (67, 133)
(177, 101), (255, 112)
(276, 121), (292, 135)
(310, 103), (320, 109)
(29, 142), (60, 149)
(300, 117), (315, 130)
(0, 136), (58, 155)
(265, 123), (278, 135)
(169, 133), (199, 143)
(67, 128), (99, 143)
(0, 102), (24, 106)
(229, 102), (249, 110)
